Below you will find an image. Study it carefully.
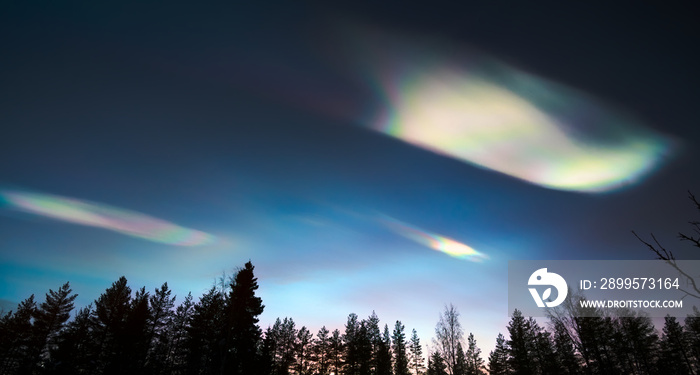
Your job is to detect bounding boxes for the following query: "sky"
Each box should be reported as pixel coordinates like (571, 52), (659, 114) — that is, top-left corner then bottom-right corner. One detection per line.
(1, 2), (699, 354)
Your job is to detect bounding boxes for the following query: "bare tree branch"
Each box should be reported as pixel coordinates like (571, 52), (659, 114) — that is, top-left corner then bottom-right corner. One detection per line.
(632, 191), (700, 300)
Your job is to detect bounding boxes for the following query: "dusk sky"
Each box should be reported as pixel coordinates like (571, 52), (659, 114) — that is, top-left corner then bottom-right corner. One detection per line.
(1, 2), (699, 354)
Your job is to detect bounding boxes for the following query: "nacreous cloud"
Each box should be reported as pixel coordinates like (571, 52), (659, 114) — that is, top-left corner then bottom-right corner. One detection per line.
(0, 189), (215, 246)
(378, 214), (487, 262)
(360, 29), (672, 192)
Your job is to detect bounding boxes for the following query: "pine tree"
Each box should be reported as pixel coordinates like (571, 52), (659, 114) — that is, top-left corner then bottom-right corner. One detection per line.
(123, 286), (152, 374)
(296, 326), (313, 375)
(392, 321), (410, 375)
(367, 311), (382, 373)
(464, 333), (485, 375)
(453, 342), (467, 375)
(0, 295), (36, 374)
(225, 260), (265, 374)
(186, 286), (226, 374)
(506, 309), (533, 375)
(375, 324), (393, 375)
(427, 351), (449, 375)
(30, 282), (77, 371)
(528, 320), (559, 375)
(685, 307), (700, 371)
(357, 320), (374, 375)
(313, 326), (331, 375)
(487, 333), (508, 375)
(408, 329), (425, 375)
(168, 292), (193, 375)
(329, 329), (344, 375)
(615, 315), (658, 375)
(344, 313), (361, 375)
(146, 282), (176, 374)
(573, 314), (617, 374)
(659, 316), (693, 375)
(269, 317), (297, 375)
(551, 320), (579, 375)
(93, 276), (133, 375)
(50, 304), (98, 374)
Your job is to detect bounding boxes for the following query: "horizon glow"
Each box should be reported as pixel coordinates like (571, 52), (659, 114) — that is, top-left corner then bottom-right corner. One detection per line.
(378, 215), (487, 261)
(0, 189), (216, 246)
(365, 32), (672, 192)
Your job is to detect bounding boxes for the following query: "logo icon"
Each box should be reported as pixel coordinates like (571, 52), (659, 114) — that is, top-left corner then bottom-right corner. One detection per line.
(528, 268), (567, 307)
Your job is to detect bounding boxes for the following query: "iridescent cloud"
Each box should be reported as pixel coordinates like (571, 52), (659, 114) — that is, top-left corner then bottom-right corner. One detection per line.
(360, 30), (672, 192)
(378, 215), (487, 262)
(0, 190), (215, 246)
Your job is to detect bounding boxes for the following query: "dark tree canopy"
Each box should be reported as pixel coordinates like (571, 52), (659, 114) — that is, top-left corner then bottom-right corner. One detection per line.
(2, 261), (700, 375)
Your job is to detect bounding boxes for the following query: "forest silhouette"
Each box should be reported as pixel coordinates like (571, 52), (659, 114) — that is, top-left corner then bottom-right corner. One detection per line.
(2, 259), (700, 375)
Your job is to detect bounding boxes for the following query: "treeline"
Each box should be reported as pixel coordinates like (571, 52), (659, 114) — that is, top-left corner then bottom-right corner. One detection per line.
(2, 261), (700, 375)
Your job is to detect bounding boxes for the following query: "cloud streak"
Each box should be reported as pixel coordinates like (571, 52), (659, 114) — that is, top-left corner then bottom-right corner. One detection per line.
(378, 214), (487, 262)
(0, 189), (215, 246)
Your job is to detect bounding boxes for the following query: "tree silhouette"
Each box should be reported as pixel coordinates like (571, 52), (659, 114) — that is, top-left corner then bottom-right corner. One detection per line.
(328, 328), (344, 375)
(6, 260), (700, 375)
(93, 276), (134, 375)
(486, 333), (509, 375)
(427, 351), (449, 375)
(376, 324), (393, 375)
(392, 320), (410, 375)
(186, 286), (226, 374)
(633, 191), (700, 300)
(464, 333), (485, 375)
(295, 326), (313, 375)
(224, 260), (264, 374)
(0, 295), (36, 374)
(658, 316), (694, 375)
(26, 282), (77, 372)
(409, 328), (425, 375)
(506, 309), (534, 375)
(313, 326), (331, 375)
(434, 304), (463, 375)
(145, 282), (176, 374)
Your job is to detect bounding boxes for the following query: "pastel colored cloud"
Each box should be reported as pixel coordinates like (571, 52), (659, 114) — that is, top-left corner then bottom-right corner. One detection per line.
(360, 29), (672, 192)
(378, 214), (487, 262)
(0, 189), (215, 246)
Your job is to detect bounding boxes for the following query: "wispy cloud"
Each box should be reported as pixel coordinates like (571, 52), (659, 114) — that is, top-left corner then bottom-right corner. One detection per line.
(0, 189), (216, 246)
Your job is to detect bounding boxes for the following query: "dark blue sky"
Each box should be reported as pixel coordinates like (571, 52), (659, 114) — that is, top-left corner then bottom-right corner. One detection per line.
(1, 1), (699, 352)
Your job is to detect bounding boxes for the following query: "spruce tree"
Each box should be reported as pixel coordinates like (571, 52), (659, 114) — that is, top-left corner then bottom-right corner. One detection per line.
(552, 321), (579, 375)
(487, 333), (509, 375)
(296, 326), (313, 375)
(146, 282), (176, 374)
(168, 292), (193, 374)
(226, 261), (264, 374)
(375, 324), (393, 375)
(408, 328), (425, 375)
(329, 329), (344, 375)
(506, 309), (533, 375)
(453, 342), (467, 375)
(30, 282), (77, 371)
(427, 351), (448, 375)
(0, 295), (36, 374)
(464, 333), (485, 375)
(313, 326), (331, 375)
(93, 276), (133, 375)
(344, 313), (360, 375)
(392, 321), (410, 375)
(186, 286), (226, 374)
(50, 304), (98, 374)
(659, 316), (693, 375)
